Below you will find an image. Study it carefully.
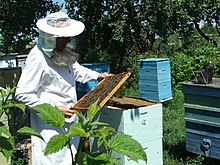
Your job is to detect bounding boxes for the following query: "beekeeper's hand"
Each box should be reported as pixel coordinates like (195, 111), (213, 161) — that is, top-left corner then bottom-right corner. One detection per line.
(97, 72), (113, 81)
(56, 106), (74, 118)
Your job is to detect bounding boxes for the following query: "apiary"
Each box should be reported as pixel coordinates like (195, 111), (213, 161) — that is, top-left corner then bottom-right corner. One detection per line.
(76, 62), (111, 99)
(138, 58), (172, 102)
(182, 78), (220, 160)
(91, 97), (163, 165)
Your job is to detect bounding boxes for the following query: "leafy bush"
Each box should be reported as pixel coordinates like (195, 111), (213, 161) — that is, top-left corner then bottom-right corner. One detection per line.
(170, 52), (195, 86)
(0, 86), (26, 162)
(18, 100), (147, 165)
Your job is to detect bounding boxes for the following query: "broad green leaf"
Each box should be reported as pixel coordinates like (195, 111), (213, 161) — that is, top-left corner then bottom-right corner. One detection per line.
(75, 151), (88, 165)
(0, 136), (14, 161)
(107, 134), (147, 162)
(67, 122), (87, 137)
(33, 104), (65, 128)
(0, 122), (11, 137)
(86, 153), (121, 165)
(44, 134), (70, 156)
(14, 103), (26, 112)
(1, 147), (13, 161)
(6, 102), (26, 112)
(18, 126), (43, 140)
(87, 99), (100, 119)
(0, 136), (14, 150)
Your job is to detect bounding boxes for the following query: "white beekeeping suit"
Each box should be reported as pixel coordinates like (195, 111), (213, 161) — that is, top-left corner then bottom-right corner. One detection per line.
(15, 12), (106, 165)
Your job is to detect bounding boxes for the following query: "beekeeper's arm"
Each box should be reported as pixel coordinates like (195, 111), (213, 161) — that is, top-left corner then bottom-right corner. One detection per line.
(15, 54), (45, 107)
(72, 62), (100, 83)
(72, 62), (111, 83)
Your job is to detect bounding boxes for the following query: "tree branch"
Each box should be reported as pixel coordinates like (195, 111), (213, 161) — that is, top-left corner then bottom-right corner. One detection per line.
(213, 16), (220, 36)
(194, 21), (218, 47)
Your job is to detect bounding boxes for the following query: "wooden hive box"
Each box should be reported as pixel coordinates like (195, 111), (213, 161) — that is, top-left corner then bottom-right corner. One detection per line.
(0, 67), (21, 88)
(76, 62), (111, 99)
(90, 97), (163, 165)
(138, 58), (172, 102)
(182, 78), (220, 160)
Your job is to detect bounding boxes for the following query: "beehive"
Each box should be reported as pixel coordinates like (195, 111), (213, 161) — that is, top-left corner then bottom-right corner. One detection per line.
(182, 78), (220, 160)
(91, 97), (163, 165)
(0, 67), (21, 88)
(138, 58), (172, 102)
(76, 62), (111, 99)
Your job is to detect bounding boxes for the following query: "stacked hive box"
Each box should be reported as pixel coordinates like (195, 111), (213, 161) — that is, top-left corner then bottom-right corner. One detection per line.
(182, 79), (220, 159)
(138, 58), (172, 102)
(76, 62), (111, 99)
(91, 97), (163, 165)
(0, 67), (21, 88)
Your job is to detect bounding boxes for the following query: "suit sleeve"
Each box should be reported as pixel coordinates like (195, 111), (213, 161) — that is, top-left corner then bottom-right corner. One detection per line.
(72, 62), (100, 83)
(15, 53), (46, 107)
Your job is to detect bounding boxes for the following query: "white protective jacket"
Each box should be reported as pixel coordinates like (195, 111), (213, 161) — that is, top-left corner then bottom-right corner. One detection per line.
(15, 45), (100, 165)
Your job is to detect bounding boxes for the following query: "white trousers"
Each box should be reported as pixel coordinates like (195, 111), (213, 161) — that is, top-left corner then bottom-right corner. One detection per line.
(31, 111), (79, 165)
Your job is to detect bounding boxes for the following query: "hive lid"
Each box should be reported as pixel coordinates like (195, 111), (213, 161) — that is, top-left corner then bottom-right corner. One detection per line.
(71, 72), (131, 111)
(106, 96), (159, 109)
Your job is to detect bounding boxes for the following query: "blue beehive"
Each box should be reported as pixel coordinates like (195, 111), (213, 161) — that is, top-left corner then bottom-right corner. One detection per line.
(76, 62), (111, 99)
(90, 97), (163, 165)
(138, 58), (172, 102)
(182, 79), (220, 160)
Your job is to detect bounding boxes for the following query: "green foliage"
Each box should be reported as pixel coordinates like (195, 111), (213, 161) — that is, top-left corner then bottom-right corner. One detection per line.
(107, 134), (146, 162)
(44, 134), (69, 156)
(194, 44), (220, 77)
(0, 0), (61, 54)
(63, 0), (220, 72)
(17, 126), (42, 140)
(33, 104), (65, 128)
(65, 0), (183, 73)
(0, 86), (26, 161)
(170, 52), (195, 86)
(18, 101), (147, 165)
(173, 0), (220, 47)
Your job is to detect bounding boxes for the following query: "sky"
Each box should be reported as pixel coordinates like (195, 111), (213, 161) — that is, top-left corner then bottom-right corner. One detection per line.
(53, 0), (66, 12)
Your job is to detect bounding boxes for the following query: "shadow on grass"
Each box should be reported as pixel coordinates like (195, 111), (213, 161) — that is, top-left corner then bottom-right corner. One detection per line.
(163, 141), (220, 165)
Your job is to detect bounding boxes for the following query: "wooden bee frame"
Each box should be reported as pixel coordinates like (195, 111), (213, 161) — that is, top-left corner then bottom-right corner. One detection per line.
(71, 72), (131, 111)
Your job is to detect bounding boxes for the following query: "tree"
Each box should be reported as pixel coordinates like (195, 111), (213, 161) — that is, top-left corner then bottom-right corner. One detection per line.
(0, 0), (61, 55)
(177, 0), (220, 47)
(64, 0), (180, 72)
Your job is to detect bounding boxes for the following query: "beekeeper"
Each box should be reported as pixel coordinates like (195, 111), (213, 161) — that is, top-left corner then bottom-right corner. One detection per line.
(15, 11), (110, 165)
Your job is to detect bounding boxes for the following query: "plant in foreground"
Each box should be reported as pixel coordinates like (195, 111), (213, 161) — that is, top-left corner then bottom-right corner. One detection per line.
(0, 86), (26, 162)
(18, 100), (147, 164)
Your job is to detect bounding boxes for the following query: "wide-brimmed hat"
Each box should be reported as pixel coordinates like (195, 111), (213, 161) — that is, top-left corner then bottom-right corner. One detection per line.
(36, 12), (85, 37)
